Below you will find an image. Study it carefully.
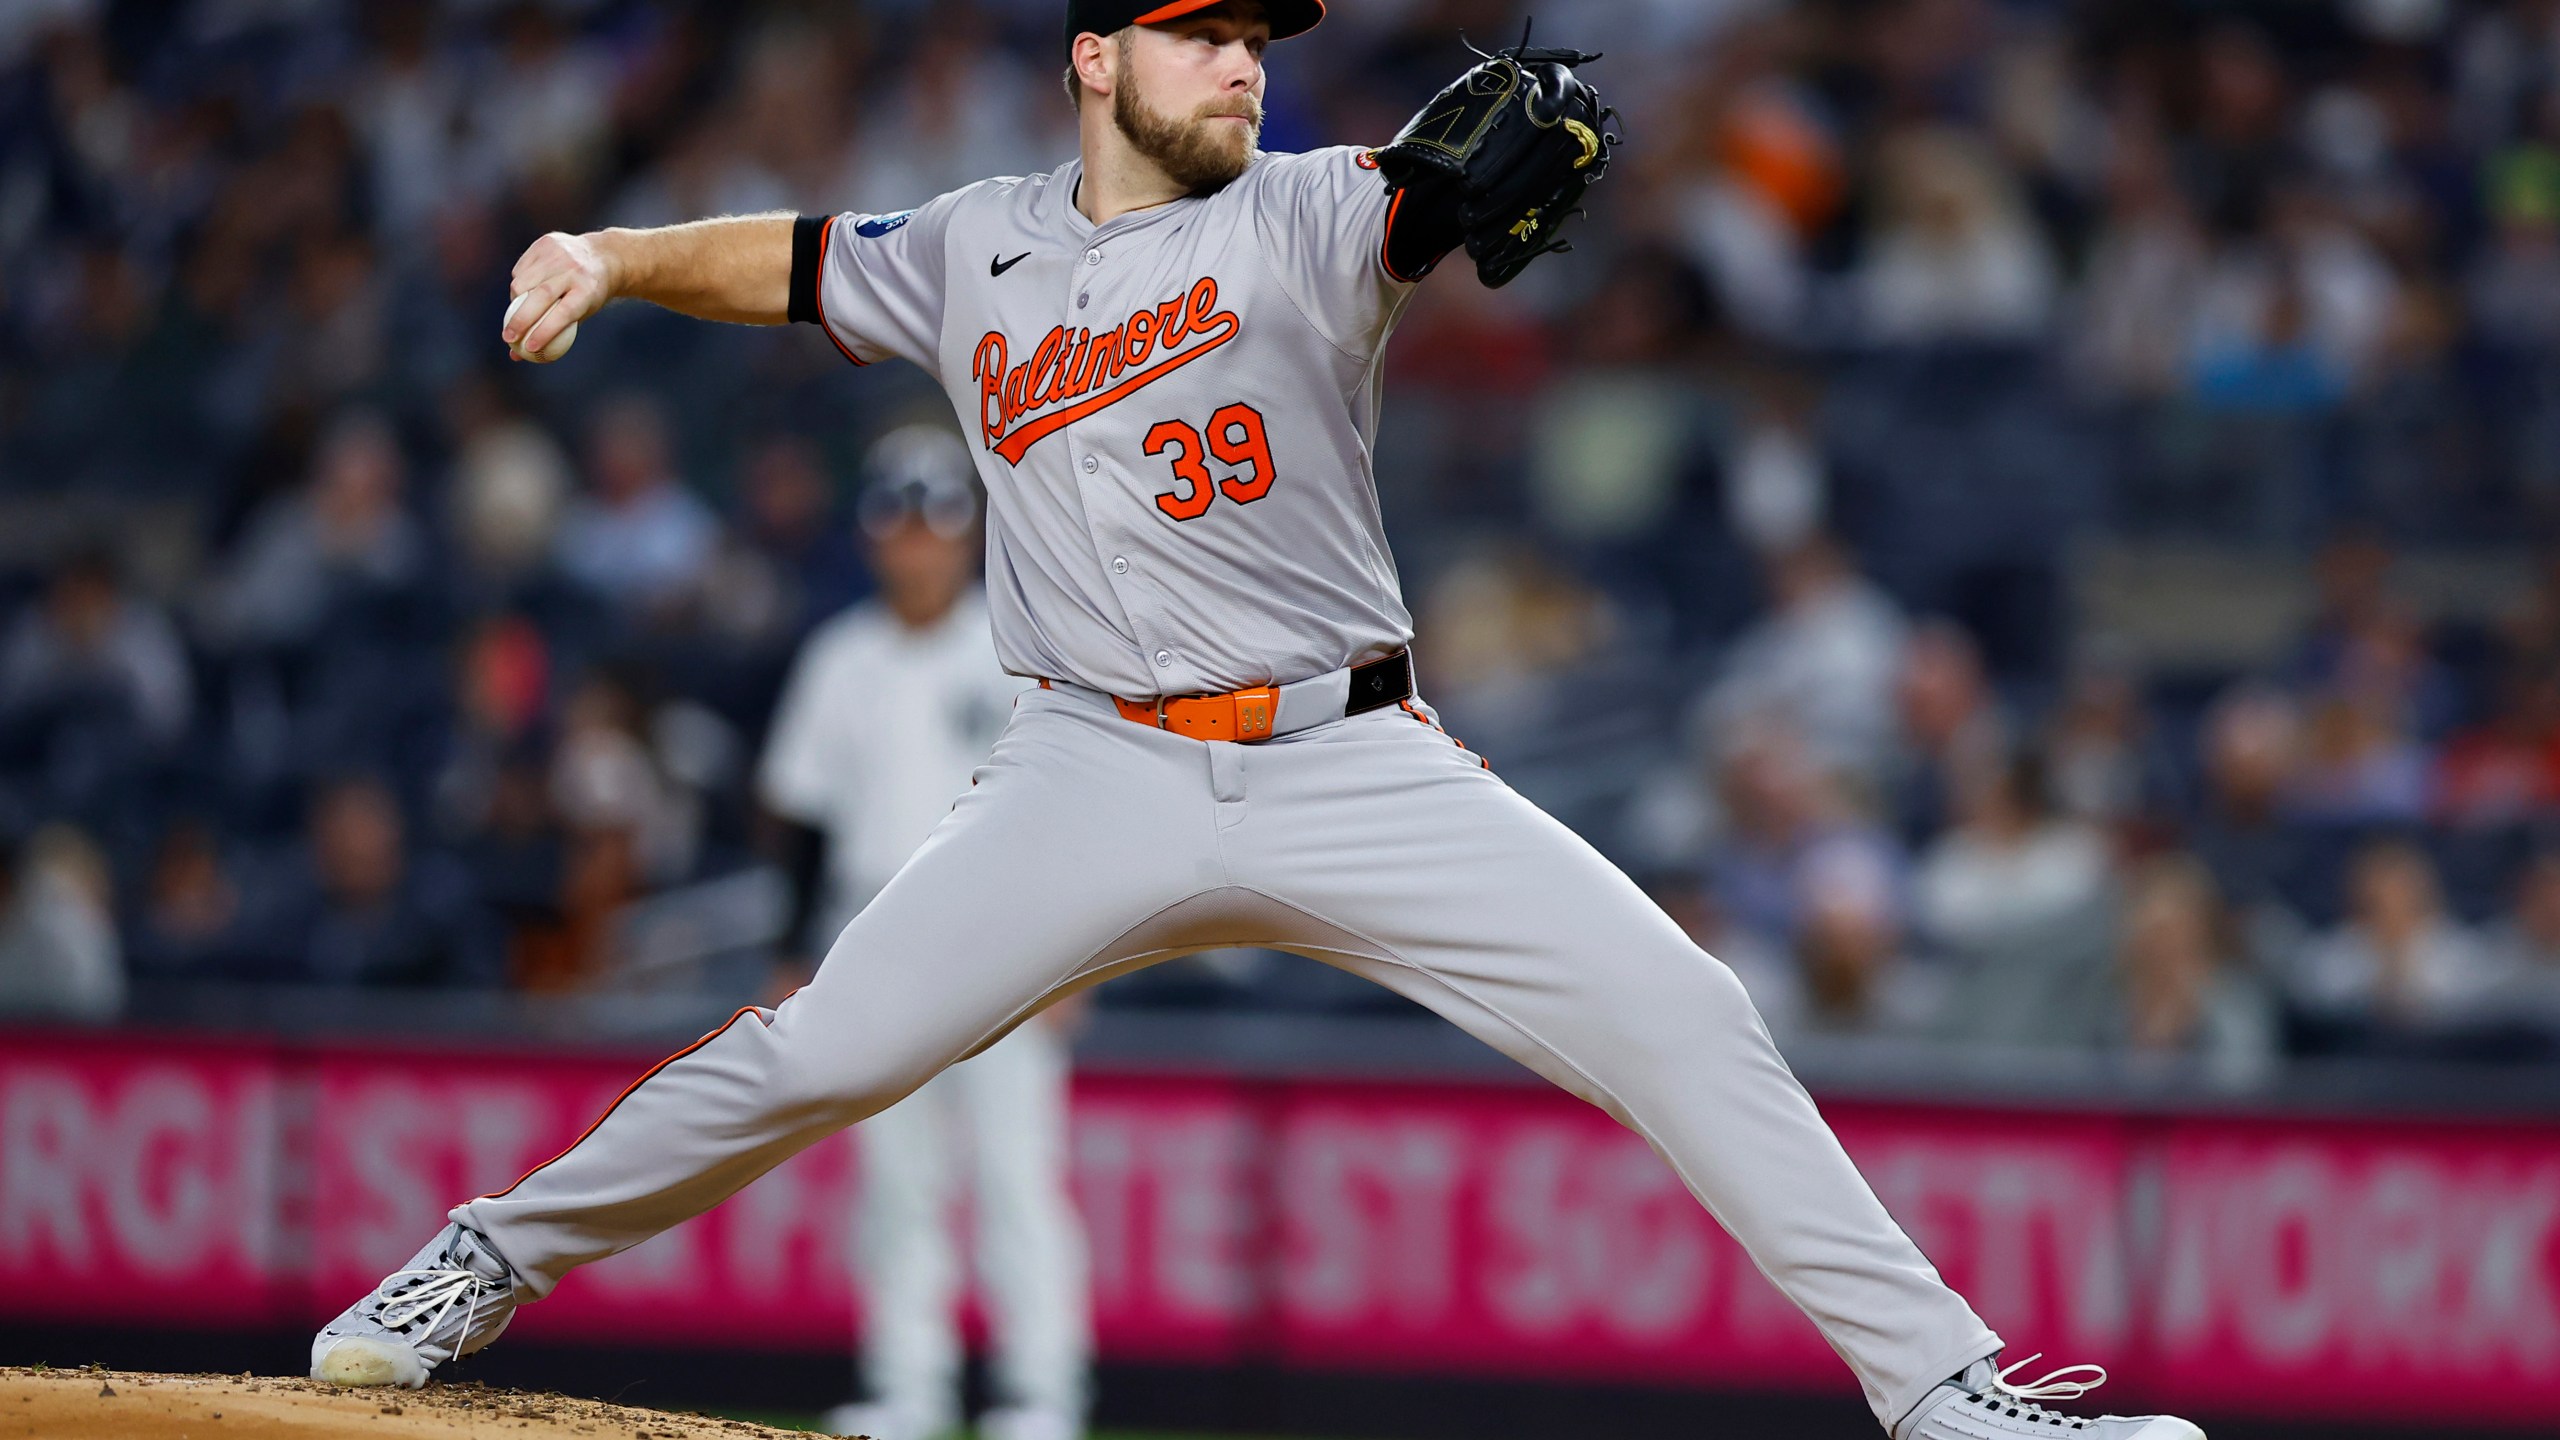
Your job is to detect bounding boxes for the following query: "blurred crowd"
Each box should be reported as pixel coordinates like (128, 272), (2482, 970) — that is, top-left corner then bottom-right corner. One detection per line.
(12, 0), (2560, 1082)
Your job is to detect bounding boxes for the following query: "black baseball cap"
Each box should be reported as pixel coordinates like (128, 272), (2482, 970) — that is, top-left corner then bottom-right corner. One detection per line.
(1064, 0), (1324, 48)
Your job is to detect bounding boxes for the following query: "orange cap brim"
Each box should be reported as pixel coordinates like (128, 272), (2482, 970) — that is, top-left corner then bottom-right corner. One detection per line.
(1130, 0), (1324, 41)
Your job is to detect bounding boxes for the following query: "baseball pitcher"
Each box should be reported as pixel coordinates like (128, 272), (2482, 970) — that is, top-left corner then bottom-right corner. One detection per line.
(313, 5), (2203, 1438)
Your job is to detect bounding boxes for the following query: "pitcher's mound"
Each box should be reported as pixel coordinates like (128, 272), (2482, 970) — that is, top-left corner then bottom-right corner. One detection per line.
(0, 1366), (844, 1439)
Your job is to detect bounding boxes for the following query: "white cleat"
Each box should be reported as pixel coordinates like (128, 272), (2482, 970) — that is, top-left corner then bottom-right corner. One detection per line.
(309, 1222), (521, 1388)
(1897, 1356), (2206, 1440)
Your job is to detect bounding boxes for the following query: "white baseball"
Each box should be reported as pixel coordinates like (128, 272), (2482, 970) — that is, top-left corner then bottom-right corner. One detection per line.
(504, 291), (578, 363)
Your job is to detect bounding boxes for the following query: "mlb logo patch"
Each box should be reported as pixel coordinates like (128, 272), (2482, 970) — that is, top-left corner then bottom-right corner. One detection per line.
(854, 210), (914, 238)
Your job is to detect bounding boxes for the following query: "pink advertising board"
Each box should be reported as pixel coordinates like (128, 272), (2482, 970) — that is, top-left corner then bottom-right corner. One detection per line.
(0, 1032), (289, 1325)
(4, 1029), (2557, 1426)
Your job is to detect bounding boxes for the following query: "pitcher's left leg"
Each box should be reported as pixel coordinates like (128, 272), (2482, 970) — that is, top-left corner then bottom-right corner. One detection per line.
(1235, 710), (1998, 1430)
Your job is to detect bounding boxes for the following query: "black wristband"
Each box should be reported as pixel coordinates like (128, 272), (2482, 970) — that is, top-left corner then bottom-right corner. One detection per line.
(787, 215), (827, 326)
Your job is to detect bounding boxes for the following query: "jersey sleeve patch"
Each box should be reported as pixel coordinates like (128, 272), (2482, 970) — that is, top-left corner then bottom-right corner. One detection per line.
(803, 188), (959, 371)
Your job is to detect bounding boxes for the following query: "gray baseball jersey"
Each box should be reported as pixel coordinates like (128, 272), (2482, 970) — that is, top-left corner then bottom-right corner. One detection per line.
(806, 149), (1413, 700)
(424, 145), (2015, 1437)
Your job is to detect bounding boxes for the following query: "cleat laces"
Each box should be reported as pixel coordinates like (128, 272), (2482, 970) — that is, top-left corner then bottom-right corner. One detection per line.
(1962, 1355), (2109, 1429)
(375, 1264), (505, 1352)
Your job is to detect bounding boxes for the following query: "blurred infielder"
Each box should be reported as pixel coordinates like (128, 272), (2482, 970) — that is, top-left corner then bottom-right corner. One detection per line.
(315, 4), (2203, 1437)
(759, 428), (1089, 1440)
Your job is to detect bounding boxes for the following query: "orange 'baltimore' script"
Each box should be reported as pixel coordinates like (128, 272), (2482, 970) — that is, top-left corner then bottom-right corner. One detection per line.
(975, 277), (1241, 466)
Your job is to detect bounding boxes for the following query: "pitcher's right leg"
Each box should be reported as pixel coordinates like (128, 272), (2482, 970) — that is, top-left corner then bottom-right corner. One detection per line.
(314, 691), (1218, 1385)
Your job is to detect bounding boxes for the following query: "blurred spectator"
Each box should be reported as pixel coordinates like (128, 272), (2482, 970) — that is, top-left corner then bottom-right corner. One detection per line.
(1699, 535), (1907, 783)
(2186, 204), (2391, 412)
(468, 3), (613, 192)
(552, 669), (699, 891)
(735, 434), (868, 637)
(829, 11), (1072, 205)
(2484, 851), (2560, 1035)
(0, 824), (124, 1022)
(1415, 543), (1619, 733)
(2432, 659), (2560, 826)
(2107, 855), (2278, 1087)
(2044, 643), (2174, 832)
(2075, 124), (2211, 400)
(1524, 247), (1713, 550)
(2288, 838), (2501, 1039)
(1709, 722), (1908, 959)
(2289, 532), (2395, 681)
(1886, 620), (2006, 845)
(2181, 22), (2293, 253)
(2469, 129), (2560, 352)
(478, 740), (571, 928)
(1665, 19), (1840, 342)
(1914, 750), (2115, 1048)
(1859, 126), (2059, 347)
(0, 546), (191, 748)
(2285, 538), (2455, 738)
(433, 614), (553, 840)
(607, 110), (792, 233)
(446, 384), (574, 593)
(553, 395), (720, 619)
(2287, 691), (2431, 824)
(2179, 20), (2396, 405)
(1722, 366), (1829, 556)
(204, 410), (430, 654)
(1791, 838), (1942, 1040)
(127, 819), (251, 980)
(267, 776), (500, 989)
(354, 1), (469, 242)
(2188, 685), (2312, 934)
(274, 226), (389, 410)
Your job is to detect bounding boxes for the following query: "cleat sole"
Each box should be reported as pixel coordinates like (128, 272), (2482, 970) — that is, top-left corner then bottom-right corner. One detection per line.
(314, 1338), (425, 1389)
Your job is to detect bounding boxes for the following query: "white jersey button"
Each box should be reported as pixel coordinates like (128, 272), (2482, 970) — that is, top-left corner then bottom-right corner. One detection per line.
(1081, 455), (1099, 474)
(1111, 557), (1129, 574)
(1085, 249), (1102, 265)
(1154, 649), (1173, 668)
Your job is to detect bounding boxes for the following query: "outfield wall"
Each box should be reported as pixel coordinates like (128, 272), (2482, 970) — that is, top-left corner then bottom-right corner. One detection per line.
(1, 1030), (2552, 1428)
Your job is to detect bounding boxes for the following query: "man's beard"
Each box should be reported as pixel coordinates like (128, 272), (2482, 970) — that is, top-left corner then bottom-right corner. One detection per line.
(1113, 71), (1261, 192)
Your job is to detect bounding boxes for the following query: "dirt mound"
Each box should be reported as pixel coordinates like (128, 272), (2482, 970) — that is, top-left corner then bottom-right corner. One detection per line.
(0, 1366), (845, 1439)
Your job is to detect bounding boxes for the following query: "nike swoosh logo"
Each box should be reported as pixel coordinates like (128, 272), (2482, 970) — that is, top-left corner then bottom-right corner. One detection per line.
(991, 252), (1031, 277)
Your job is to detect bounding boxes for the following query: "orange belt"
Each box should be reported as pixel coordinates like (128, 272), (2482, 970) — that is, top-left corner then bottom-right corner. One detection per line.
(1110, 686), (1281, 742)
(1034, 677), (1277, 741)
(1040, 651), (1413, 744)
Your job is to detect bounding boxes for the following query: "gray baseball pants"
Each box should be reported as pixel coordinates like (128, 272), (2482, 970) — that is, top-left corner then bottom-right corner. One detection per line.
(457, 683), (2000, 1429)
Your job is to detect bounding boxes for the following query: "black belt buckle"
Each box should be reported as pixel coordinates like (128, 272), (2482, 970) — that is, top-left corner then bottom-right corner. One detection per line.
(1343, 650), (1414, 716)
